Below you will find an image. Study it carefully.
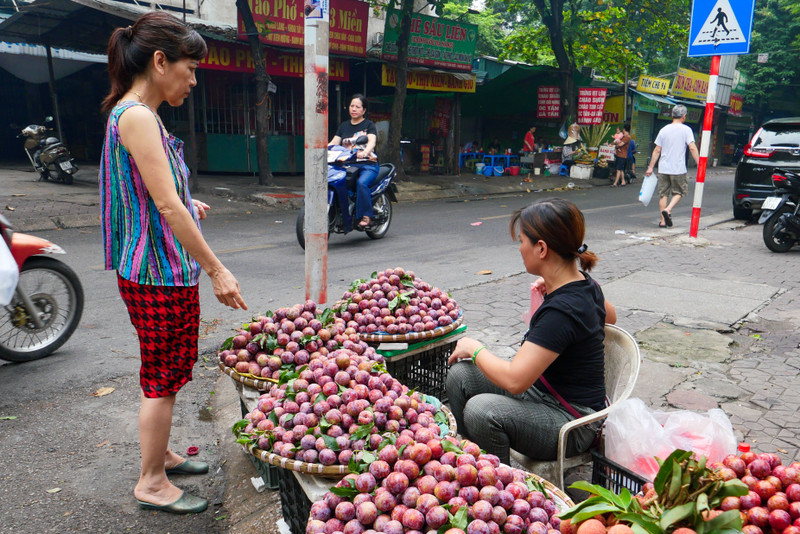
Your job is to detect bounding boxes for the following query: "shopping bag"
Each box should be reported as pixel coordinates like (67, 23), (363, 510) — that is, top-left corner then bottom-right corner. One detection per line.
(638, 173), (657, 206)
(0, 237), (19, 306)
(605, 398), (736, 481)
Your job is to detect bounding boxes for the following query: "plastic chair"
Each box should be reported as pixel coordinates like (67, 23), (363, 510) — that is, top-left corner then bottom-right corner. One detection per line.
(510, 324), (641, 490)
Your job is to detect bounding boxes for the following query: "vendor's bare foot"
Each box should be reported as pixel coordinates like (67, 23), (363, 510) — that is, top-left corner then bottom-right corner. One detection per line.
(134, 481), (183, 506)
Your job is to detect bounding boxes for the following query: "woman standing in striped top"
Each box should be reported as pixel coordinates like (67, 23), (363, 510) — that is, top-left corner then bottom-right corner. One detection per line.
(100, 12), (247, 515)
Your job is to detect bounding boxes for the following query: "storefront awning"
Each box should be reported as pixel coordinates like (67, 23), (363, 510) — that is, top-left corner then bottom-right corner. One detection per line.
(0, 41), (105, 83)
(629, 88), (675, 107)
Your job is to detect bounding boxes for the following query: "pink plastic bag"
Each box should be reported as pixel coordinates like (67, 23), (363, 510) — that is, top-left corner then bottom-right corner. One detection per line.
(605, 398), (736, 481)
(522, 283), (545, 324)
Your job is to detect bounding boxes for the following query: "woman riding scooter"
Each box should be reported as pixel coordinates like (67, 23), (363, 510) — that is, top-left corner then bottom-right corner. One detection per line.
(329, 94), (379, 228)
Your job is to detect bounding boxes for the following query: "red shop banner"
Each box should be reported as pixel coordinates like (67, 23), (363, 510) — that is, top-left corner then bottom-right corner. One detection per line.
(537, 86), (561, 119)
(237, 0), (368, 57)
(577, 88), (607, 125)
(200, 40), (350, 81)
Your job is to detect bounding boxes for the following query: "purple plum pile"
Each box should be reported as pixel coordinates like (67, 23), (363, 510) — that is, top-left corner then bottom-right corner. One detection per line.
(306, 436), (564, 534)
(334, 268), (461, 336)
(234, 346), (449, 467)
(218, 300), (376, 381)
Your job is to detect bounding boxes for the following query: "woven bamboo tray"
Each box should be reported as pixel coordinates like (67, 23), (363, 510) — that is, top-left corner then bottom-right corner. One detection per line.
(237, 405), (458, 477)
(219, 360), (278, 391)
(359, 314), (464, 345)
(525, 469), (575, 509)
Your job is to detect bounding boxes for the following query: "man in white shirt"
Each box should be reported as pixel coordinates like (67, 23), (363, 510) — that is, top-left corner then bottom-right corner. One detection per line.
(645, 105), (700, 228)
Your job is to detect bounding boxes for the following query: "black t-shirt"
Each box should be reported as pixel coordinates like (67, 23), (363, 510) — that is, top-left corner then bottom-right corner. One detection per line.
(336, 119), (376, 149)
(524, 272), (607, 411)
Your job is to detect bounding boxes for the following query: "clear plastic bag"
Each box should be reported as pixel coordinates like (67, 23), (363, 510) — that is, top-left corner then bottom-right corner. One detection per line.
(0, 238), (19, 306)
(605, 398), (736, 481)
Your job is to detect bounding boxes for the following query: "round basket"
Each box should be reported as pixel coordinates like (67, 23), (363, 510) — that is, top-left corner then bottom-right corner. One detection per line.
(359, 314), (464, 345)
(237, 405), (458, 477)
(218, 360), (277, 391)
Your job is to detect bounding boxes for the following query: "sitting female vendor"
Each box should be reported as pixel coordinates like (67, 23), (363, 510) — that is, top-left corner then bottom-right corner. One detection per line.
(561, 123), (584, 173)
(445, 198), (616, 465)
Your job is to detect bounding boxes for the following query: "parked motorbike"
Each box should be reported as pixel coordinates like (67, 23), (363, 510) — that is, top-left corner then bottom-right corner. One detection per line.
(759, 171), (800, 253)
(296, 140), (398, 249)
(0, 213), (84, 362)
(17, 116), (78, 184)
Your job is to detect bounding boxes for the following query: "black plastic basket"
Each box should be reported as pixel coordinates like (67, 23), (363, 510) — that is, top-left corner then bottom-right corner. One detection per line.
(591, 450), (647, 495)
(277, 467), (313, 534)
(382, 338), (457, 403)
(239, 399), (280, 490)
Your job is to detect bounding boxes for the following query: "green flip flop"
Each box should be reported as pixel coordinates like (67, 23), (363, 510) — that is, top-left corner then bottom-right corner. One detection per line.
(137, 491), (208, 514)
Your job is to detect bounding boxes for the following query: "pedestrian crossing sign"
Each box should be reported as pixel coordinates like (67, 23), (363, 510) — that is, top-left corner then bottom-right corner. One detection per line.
(688, 0), (755, 56)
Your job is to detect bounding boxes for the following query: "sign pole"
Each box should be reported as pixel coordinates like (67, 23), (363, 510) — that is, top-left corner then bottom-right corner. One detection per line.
(689, 54), (720, 238)
(304, 2), (330, 304)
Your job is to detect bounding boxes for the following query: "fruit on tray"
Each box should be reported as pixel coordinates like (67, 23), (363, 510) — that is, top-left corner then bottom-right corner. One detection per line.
(305, 436), (564, 534)
(218, 300), (378, 380)
(334, 268), (461, 336)
(560, 450), (748, 534)
(233, 347), (449, 467)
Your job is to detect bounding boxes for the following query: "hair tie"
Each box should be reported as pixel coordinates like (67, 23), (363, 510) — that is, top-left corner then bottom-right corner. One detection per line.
(576, 243), (588, 254)
(124, 25), (134, 39)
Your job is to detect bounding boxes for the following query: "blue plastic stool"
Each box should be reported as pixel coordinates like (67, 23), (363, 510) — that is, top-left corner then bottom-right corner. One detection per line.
(559, 164), (568, 176)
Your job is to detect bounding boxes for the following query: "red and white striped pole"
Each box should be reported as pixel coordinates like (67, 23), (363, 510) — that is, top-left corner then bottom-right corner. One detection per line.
(689, 54), (720, 238)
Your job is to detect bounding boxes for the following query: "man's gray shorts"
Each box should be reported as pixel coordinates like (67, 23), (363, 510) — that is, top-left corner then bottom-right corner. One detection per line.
(657, 173), (688, 197)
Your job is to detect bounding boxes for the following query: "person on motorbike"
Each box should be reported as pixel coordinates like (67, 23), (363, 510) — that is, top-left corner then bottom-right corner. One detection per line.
(329, 94), (379, 228)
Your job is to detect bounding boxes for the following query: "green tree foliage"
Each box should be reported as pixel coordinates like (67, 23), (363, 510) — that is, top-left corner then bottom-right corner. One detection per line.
(736, 0), (800, 118)
(441, 0), (506, 57)
(500, 0), (689, 119)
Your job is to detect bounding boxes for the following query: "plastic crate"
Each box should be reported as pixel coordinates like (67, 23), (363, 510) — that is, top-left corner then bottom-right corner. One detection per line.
(591, 450), (647, 495)
(277, 468), (313, 534)
(240, 399), (280, 490)
(378, 327), (466, 404)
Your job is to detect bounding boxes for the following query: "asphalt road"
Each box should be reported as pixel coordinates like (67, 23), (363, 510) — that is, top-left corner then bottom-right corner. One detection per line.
(0, 169), (736, 532)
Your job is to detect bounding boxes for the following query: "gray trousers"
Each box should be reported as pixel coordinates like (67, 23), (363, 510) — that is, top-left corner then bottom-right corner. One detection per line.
(445, 361), (600, 465)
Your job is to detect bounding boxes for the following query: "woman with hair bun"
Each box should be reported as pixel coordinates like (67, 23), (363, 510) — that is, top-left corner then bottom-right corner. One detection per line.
(100, 12), (247, 514)
(445, 198), (616, 465)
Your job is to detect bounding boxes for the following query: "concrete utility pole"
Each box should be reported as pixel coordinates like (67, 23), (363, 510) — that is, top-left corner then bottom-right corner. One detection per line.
(303, 1), (330, 304)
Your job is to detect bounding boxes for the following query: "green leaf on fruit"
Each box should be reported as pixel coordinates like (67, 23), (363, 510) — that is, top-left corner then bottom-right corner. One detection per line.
(264, 335), (278, 351)
(658, 502), (694, 530)
(349, 454), (362, 474)
(451, 506), (468, 530)
(526, 476), (548, 496)
(232, 419), (249, 435)
(570, 503), (626, 524)
(315, 392), (328, 403)
(719, 478), (748, 497)
(268, 411), (279, 425)
(265, 310), (274, 318)
(441, 440), (462, 455)
(220, 336), (234, 351)
(350, 422), (374, 441)
(322, 435), (341, 451)
(330, 483), (359, 499)
(397, 443), (408, 458)
(703, 509), (744, 533)
(319, 308), (333, 326)
(400, 275), (415, 287)
(235, 437), (253, 445)
(434, 411), (448, 426)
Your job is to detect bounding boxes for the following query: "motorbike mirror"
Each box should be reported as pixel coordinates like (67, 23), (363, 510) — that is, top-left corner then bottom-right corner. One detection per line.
(45, 116), (53, 123)
(354, 135), (368, 145)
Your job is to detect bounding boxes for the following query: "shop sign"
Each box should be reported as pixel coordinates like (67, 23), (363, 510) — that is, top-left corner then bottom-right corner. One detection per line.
(728, 94), (743, 116)
(537, 86), (560, 119)
(672, 67), (709, 101)
(636, 75), (670, 95)
(237, 0), (368, 57)
(658, 103), (703, 123)
(577, 88), (607, 125)
(381, 65), (476, 93)
(200, 40), (349, 81)
(602, 95), (625, 124)
(381, 9), (478, 72)
(634, 93), (662, 114)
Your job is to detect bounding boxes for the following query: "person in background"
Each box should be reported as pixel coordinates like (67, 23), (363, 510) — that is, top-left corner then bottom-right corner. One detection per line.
(645, 105), (700, 228)
(611, 124), (631, 187)
(329, 94), (379, 228)
(523, 126), (536, 154)
(488, 137), (502, 154)
(561, 124), (583, 173)
(445, 198), (616, 465)
(101, 11), (247, 515)
(463, 140), (477, 153)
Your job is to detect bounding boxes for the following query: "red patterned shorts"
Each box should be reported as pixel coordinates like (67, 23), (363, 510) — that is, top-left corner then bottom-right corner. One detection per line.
(117, 274), (200, 398)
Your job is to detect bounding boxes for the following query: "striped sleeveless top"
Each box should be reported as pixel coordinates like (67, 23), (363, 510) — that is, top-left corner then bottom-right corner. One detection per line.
(100, 101), (201, 286)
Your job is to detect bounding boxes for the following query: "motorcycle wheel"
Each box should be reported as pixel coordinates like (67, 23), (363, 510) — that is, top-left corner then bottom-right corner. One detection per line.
(296, 206), (306, 250)
(366, 193), (392, 240)
(762, 205), (796, 253)
(60, 169), (73, 185)
(0, 257), (84, 362)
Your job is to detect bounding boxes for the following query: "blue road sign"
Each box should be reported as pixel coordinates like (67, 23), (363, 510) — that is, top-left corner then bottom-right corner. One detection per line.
(688, 0), (755, 57)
